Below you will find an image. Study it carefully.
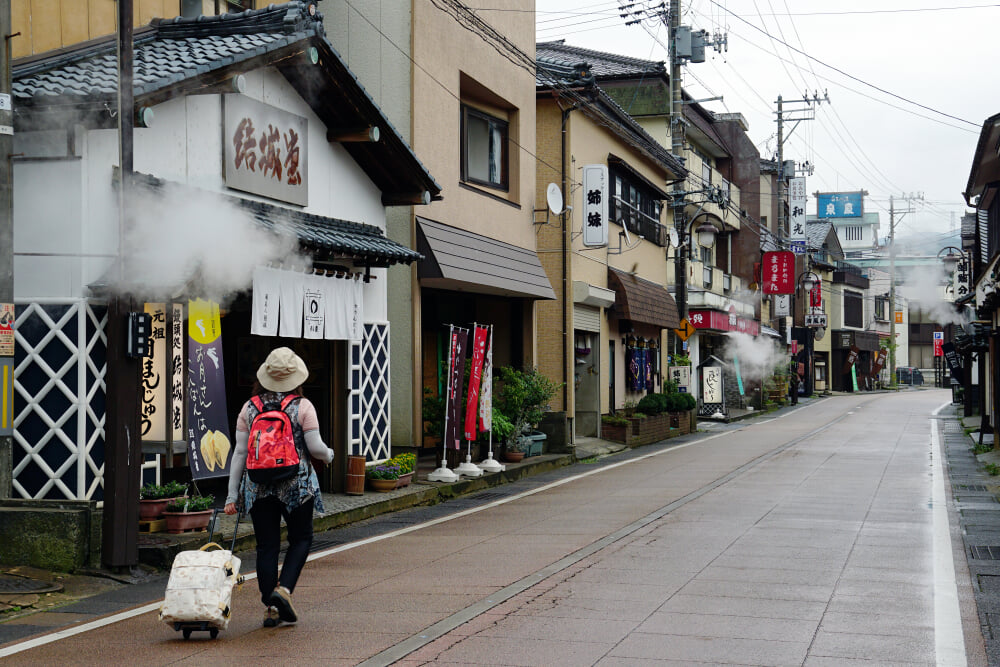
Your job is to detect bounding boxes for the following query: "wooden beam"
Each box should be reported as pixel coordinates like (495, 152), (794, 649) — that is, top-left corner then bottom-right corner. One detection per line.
(382, 190), (431, 206)
(327, 126), (380, 143)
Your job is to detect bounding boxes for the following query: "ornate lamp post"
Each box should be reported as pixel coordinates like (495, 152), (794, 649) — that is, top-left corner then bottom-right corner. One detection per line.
(797, 269), (822, 396)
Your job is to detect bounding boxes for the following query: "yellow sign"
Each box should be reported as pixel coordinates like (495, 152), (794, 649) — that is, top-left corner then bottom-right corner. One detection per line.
(895, 311), (903, 324)
(674, 318), (696, 342)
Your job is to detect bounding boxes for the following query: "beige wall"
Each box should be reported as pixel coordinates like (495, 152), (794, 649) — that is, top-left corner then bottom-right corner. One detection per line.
(536, 97), (681, 418)
(412, 0), (536, 250)
(13, 0), (194, 58)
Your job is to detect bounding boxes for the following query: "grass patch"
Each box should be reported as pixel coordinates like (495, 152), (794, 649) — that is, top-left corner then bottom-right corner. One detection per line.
(578, 456), (599, 464)
(974, 442), (993, 455)
(986, 462), (1000, 476)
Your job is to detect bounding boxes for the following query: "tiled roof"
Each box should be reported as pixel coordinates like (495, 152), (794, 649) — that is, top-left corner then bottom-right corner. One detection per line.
(806, 221), (833, 249)
(15, 4), (317, 101)
(12, 2), (440, 199)
(536, 55), (686, 179)
(537, 40), (664, 79)
(135, 171), (421, 265)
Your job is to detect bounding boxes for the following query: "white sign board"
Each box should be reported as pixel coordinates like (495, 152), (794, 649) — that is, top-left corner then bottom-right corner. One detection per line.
(789, 177), (806, 253)
(668, 365), (691, 393)
(702, 366), (723, 403)
(581, 164), (608, 247)
(773, 294), (790, 317)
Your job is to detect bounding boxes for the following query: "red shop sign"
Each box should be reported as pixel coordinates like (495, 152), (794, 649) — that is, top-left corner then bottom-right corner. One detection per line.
(762, 251), (795, 294)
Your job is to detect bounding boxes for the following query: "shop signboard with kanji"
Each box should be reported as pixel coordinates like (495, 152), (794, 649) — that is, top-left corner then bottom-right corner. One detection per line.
(933, 331), (943, 357)
(789, 177), (807, 253)
(581, 164), (608, 247)
(224, 95), (308, 206)
(762, 251), (795, 294)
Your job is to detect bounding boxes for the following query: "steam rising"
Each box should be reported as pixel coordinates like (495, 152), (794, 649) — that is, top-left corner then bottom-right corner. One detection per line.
(722, 332), (787, 378)
(898, 263), (969, 328)
(120, 183), (307, 302)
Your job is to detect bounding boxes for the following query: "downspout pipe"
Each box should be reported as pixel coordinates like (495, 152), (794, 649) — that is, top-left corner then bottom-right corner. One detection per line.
(561, 102), (578, 431)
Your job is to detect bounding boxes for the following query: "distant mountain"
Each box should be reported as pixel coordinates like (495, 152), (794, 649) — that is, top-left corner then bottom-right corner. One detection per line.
(889, 229), (961, 256)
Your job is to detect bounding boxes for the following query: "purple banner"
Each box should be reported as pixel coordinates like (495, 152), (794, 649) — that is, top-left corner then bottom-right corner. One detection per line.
(444, 327), (468, 450)
(186, 299), (233, 480)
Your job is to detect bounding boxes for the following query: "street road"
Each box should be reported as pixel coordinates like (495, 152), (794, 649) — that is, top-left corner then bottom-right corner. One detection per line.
(0, 390), (983, 665)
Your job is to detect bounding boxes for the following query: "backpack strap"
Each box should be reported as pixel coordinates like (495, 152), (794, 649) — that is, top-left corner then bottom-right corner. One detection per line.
(250, 396), (265, 412)
(280, 394), (301, 411)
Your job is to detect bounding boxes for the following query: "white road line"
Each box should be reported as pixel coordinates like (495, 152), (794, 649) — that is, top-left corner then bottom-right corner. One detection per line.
(0, 404), (812, 658)
(931, 402), (967, 666)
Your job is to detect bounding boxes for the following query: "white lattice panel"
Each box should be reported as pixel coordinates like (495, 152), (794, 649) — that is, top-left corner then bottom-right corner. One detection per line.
(348, 322), (390, 462)
(12, 300), (107, 500)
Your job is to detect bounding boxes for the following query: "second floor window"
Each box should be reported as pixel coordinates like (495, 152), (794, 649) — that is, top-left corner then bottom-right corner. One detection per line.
(845, 225), (864, 241)
(844, 290), (863, 328)
(462, 106), (508, 190)
(611, 172), (666, 246)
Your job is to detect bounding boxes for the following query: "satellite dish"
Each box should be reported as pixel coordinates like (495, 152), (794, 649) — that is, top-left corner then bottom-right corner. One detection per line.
(546, 183), (563, 215)
(668, 228), (679, 248)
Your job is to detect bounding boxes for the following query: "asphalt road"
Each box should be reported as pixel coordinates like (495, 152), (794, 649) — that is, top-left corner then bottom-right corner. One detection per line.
(0, 389), (984, 665)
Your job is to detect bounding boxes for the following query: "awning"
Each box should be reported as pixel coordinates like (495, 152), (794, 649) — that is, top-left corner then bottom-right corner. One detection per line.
(607, 267), (679, 329)
(760, 325), (781, 338)
(416, 217), (556, 300)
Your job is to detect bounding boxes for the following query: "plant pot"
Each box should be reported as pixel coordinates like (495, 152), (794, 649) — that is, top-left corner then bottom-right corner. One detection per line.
(503, 451), (525, 463)
(162, 509), (213, 534)
(139, 498), (171, 521)
(395, 472), (414, 489)
(368, 478), (397, 492)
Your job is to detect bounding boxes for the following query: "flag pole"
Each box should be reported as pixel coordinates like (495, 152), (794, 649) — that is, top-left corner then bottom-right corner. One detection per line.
(455, 322), (485, 477)
(478, 325), (504, 473)
(428, 324), (460, 483)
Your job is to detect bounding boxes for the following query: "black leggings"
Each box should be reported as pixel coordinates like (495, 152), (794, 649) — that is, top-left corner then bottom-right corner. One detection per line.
(249, 495), (315, 606)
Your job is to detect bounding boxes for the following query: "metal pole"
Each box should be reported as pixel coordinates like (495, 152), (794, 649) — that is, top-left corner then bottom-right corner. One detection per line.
(0, 0), (12, 498)
(889, 195), (896, 386)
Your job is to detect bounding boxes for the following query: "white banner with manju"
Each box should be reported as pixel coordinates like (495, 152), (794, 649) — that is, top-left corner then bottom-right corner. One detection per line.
(186, 299), (233, 480)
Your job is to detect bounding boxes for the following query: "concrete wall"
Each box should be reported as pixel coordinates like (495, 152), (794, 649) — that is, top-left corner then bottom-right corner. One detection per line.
(0, 500), (101, 571)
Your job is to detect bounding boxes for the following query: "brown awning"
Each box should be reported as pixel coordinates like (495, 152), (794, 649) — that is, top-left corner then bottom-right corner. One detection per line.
(607, 267), (679, 329)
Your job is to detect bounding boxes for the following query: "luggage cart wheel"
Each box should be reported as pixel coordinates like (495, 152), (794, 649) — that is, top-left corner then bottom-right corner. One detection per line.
(182, 628), (192, 640)
(210, 628), (219, 639)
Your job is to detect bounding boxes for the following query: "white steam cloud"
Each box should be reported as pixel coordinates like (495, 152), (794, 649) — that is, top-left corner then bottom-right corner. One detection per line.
(722, 332), (787, 379)
(898, 263), (969, 328)
(119, 184), (307, 302)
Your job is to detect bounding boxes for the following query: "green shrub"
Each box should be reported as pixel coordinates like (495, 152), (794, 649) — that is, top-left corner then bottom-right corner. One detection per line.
(637, 393), (667, 415)
(601, 414), (629, 426)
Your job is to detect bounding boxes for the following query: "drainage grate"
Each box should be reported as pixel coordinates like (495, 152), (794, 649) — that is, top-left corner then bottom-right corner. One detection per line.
(956, 485), (989, 492)
(970, 546), (1000, 560)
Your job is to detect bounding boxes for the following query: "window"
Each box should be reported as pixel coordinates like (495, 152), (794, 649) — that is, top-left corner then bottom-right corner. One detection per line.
(845, 225), (864, 241)
(610, 171), (666, 246)
(874, 295), (889, 321)
(462, 106), (508, 190)
(701, 159), (712, 186)
(844, 290), (863, 328)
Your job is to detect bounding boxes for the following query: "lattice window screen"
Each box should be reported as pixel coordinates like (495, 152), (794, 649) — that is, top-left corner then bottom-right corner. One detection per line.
(348, 322), (390, 462)
(13, 300), (107, 500)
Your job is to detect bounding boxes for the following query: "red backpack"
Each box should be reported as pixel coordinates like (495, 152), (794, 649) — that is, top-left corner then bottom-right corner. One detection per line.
(246, 394), (302, 483)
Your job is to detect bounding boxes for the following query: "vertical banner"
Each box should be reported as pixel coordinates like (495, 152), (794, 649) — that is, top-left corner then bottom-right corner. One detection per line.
(733, 355), (745, 395)
(479, 327), (493, 432)
(762, 251), (795, 294)
(171, 303), (185, 442)
(582, 164), (609, 247)
(444, 327), (468, 450)
(933, 331), (944, 357)
(942, 341), (965, 384)
(789, 177), (807, 253)
(0, 303), (13, 356)
(141, 303), (168, 441)
(810, 280), (822, 308)
(186, 299), (233, 480)
(464, 325), (488, 440)
(851, 364), (859, 392)
(871, 348), (887, 378)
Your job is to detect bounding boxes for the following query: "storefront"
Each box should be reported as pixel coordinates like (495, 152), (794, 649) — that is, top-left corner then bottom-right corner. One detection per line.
(831, 330), (881, 391)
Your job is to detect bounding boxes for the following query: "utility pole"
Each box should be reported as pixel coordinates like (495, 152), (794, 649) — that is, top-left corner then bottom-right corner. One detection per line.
(668, 0), (687, 322)
(887, 192), (922, 387)
(0, 0), (12, 498)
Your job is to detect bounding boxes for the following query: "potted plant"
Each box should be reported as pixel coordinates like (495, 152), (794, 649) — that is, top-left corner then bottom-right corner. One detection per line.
(138, 480), (189, 521)
(495, 366), (561, 460)
(367, 463), (401, 492)
(387, 452), (417, 488)
(162, 494), (214, 534)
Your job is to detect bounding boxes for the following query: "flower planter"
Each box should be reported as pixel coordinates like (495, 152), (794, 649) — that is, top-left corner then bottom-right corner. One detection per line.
(502, 450), (525, 463)
(162, 509), (213, 534)
(139, 498), (172, 521)
(395, 472), (414, 489)
(368, 478), (397, 492)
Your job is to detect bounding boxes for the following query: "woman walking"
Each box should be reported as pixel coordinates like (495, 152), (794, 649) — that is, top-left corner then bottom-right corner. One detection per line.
(224, 347), (333, 627)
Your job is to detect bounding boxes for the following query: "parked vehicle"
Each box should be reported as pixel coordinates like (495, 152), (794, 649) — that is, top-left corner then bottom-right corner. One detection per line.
(896, 367), (925, 386)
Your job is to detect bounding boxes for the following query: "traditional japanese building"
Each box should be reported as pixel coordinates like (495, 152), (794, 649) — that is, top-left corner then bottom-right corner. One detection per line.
(6, 2), (439, 567)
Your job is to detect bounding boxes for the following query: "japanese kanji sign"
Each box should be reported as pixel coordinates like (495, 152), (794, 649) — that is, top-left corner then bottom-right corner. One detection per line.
(817, 191), (863, 219)
(762, 251), (795, 294)
(789, 177), (806, 253)
(186, 299), (233, 480)
(582, 164), (608, 247)
(224, 94), (308, 206)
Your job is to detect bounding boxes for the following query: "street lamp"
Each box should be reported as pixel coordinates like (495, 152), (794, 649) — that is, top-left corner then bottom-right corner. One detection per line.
(938, 246), (965, 275)
(796, 269), (821, 396)
(673, 211), (721, 322)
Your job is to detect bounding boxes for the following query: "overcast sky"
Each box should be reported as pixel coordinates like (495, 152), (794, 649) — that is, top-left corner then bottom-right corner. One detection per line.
(528, 0), (998, 245)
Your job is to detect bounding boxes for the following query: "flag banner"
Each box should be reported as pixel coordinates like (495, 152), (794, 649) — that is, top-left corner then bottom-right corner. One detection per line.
(733, 355), (745, 396)
(464, 325), (488, 440)
(444, 327), (468, 450)
(186, 299), (233, 480)
(479, 328), (493, 432)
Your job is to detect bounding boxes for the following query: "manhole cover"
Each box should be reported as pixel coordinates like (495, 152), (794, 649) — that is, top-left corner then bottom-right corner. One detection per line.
(970, 546), (1000, 560)
(0, 573), (62, 595)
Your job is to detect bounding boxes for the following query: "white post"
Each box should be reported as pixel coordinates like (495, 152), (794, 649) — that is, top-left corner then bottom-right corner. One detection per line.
(478, 325), (504, 472)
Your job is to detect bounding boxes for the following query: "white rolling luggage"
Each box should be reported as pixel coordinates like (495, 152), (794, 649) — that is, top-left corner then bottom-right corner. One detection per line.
(159, 510), (243, 639)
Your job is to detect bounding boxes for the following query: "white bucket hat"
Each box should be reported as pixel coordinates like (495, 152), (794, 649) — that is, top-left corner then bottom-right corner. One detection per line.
(257, 347), (309, 393)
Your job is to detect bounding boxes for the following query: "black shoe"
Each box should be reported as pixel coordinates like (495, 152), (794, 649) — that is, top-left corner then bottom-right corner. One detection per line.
(269, 587), (298, 623)
(263, 605), (280, 627)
